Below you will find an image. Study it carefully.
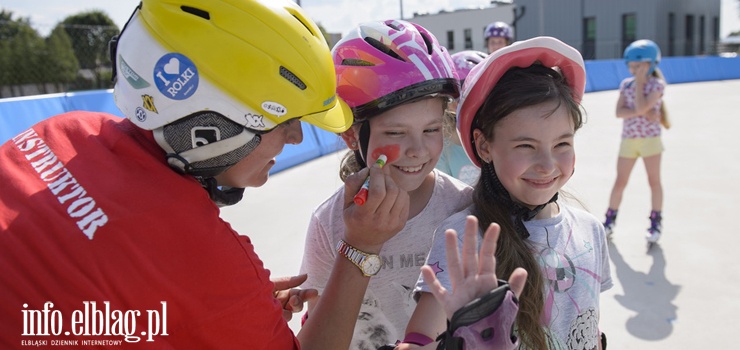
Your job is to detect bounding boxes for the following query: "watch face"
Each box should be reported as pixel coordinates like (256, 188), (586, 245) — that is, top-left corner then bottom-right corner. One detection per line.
(362, 255), (382, 276)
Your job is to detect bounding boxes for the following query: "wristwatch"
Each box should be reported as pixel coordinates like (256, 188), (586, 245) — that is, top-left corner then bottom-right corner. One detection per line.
(336, 240), (382, 277)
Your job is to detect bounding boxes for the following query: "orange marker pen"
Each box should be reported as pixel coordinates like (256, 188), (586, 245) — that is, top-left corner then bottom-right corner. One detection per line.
(353, 154), (388, 206)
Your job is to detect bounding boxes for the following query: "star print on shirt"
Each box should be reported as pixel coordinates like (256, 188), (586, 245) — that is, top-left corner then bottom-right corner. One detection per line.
(428, 262), (444, 275)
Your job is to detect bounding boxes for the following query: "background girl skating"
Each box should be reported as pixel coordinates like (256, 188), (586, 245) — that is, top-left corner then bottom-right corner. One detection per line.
(603, 39), (670, 246)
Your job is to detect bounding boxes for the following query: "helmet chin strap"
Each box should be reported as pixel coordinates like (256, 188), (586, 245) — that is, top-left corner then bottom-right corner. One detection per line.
(354, 120), (371, 168)
(200, 178), (245, 207)
(152, 127), (256, 206)
(482, 162), (558, 239)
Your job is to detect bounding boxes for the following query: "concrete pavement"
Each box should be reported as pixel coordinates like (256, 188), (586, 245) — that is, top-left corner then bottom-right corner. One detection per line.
(220, 79), (740, 348)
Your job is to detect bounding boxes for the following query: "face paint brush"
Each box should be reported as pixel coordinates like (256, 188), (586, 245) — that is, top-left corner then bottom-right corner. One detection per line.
(353, 154), (388, 206)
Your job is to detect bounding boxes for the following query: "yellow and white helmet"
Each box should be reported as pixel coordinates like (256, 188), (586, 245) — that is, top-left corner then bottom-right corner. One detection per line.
(112, 0), (351, 176)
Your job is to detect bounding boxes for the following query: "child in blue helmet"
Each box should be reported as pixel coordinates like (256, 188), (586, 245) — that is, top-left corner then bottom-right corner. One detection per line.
(603, 39), (671, 245)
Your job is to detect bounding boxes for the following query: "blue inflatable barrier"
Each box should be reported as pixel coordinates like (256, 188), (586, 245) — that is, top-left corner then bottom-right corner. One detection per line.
(584, 60), (624, 92)
(65, 90), (124, 118)
(2, 55), (738, 173)
(0, 90), (344, 174)
(0, 93), (67, 144)
(583, 55), (740, 90)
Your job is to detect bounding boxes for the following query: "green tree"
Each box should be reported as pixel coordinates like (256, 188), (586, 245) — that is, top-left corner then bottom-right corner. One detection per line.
(60, 10), (119, 89)
(43, 26), (79, 92)
(0, 10), (46, 97)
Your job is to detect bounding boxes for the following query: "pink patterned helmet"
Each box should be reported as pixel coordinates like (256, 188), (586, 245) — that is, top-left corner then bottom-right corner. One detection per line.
(457, 36), (586, 167)
(333, 19), (460, 121)
(451, 50), (488, 84)
(484, 21), (513, 41)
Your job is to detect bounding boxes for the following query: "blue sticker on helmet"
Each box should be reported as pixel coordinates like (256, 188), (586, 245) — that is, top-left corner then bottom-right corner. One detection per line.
(154, 53), (199, 100)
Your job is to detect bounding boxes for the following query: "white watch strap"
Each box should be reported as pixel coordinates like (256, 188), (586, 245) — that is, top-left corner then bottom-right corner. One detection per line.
(336, 240), (370, 275)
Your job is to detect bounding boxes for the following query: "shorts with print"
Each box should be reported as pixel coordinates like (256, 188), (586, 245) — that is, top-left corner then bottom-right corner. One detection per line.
(619, 137), (664, 158)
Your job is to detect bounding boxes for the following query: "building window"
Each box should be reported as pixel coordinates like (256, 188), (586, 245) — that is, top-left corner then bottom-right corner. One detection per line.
(668, 13), (675, 56)
(699, 15), (706, 55)
(582, 17), (596, 60)
(464, 28), (473, 49)
(621, 13), (637, 52)
(685, 15), (695, 55)
(713, 17), (720, 54)
(447, 30), (454, 51)
(482, 26), (487, 47)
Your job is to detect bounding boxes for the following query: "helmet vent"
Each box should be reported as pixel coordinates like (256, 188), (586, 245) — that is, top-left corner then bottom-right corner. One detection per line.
(365, 37), (403, 62)
(280, 66), (307, 90)
(180, 6), (210, 20)
(291, 15), (316, 37)
(420, 33), (433, 54)
(341, 58), (374, 66)
(386, 22), (401, 31)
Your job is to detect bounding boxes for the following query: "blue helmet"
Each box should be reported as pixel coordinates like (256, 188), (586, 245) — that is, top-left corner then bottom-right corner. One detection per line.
(624, 39), (661, 75)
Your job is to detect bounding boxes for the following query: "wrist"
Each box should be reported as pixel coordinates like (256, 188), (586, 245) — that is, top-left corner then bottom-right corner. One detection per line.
(336, 240), (382, 277)
(341, 237), (383, 254)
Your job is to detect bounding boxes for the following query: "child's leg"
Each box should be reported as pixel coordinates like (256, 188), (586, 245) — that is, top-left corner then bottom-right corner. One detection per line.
(643, 152), (663, 242)
(643, 153), (663, 211)
(608, 156), (638, 210)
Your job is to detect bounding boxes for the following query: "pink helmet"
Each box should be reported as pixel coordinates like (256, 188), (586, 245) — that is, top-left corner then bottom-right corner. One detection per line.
(457, 36), (586, 167)
(333, 19), (460, 121)
(451, 50), (488, 84)
(484, 21), (513, 41)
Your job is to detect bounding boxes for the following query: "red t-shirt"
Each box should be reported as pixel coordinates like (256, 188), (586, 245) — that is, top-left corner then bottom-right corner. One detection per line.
(0, 112), (299, 349)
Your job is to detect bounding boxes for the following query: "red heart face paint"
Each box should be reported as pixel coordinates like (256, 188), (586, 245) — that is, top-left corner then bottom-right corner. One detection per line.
(370, 144), (400, 163)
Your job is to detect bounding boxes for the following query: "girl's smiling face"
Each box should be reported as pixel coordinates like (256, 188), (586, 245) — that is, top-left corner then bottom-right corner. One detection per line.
(348, 97), (445, 194)
(475, 100), (576, 208)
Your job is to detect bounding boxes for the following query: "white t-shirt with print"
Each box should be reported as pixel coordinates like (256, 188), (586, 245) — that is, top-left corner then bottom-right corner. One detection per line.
(300, 170), (473, 349)
(416, 203), (613, 349)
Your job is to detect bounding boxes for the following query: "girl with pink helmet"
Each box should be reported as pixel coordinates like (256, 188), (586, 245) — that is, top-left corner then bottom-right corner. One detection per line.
(403, 37), (613, 349)
(436, 50), (488, 185)
(300, 20), (526, 349)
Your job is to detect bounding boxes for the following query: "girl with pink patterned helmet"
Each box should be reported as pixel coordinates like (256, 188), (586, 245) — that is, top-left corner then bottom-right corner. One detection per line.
(299, 19), (486, 349)
(436, 50), (489, 185)
(451, 50), (489, 85)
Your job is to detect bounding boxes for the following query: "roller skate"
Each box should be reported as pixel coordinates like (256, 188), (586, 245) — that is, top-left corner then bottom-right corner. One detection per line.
(603, 209), (617, 239)
(646, 210), (662, 250)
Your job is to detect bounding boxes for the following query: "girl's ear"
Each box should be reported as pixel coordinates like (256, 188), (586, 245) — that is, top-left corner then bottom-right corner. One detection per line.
(340, 125), (360, 150)
(473, 128), (492, 163)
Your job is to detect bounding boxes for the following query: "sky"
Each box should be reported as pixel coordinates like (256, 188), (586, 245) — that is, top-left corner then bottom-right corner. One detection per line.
(3, 0), (740, 39)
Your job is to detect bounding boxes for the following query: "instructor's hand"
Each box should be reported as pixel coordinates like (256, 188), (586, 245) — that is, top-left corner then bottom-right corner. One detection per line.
(342, 162), (409, 252)
(271, 274), (318, 322)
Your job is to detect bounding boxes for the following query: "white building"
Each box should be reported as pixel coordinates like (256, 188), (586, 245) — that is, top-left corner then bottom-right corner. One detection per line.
(411, 4), (515, 54)
(409, 0), (721, 59)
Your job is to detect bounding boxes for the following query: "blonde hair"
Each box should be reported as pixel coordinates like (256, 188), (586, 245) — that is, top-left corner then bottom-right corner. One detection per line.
(653, 67), (671, 129)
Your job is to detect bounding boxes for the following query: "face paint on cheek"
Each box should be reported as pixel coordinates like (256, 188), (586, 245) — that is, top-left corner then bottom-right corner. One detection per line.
(370, 144), (400, 163)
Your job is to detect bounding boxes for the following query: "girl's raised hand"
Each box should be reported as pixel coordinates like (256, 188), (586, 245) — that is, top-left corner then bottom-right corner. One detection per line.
(421, 215), (527, 320)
